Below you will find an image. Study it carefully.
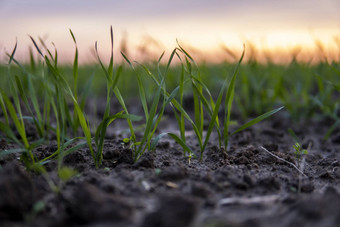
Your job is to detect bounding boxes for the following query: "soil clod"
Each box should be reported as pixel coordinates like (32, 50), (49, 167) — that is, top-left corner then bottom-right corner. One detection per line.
(141, 194), (198, 227)
(0, 162), (37, 220)
(64, 182), (135, 224)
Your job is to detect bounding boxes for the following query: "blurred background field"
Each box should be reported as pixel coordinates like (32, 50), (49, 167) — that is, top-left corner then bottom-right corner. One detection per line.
(1, 52), (339, 123)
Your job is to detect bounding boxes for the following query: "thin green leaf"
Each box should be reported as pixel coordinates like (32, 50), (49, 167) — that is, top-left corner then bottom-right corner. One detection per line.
(80, 73), (95, 110)
(38, 137), (86, 163)
(0, 148), (27, 159)
(28, 138), (45, 150)
(179, 63), (186, 142)
(165, 86), (180, 107)
(73, 101), (95, 161)
(111, 86), (137, 153)
(324, 119), (340, 140)
(166, 48), (177, 73)
(150, 132), (168, 151)
(201, 76), (228, 156)
(0, 121), (21, 145)
(112, 65), (123, 90)
(8, 38), (17, 65)
(124, 59), (149, 120)
(224, 45), (245, 148)
(147, 85), (180, 153)
(1, 92), (29, 148)
(69, 29), (77, 44)
(232, 106), (284, 135)
(70, 29), (79, 99)
(0, 92), (10, 125)
(29, 35), (43, 57)
(136, 81), (162, 156)
(95, 112), (142, 165)
(95, 41), (112, 84)
(288, 128), (300, 143)
(168, 133), (193, 156)
(177, 39), (195, 63)
(121, 51), (134, 69)
(14, 76), (43, 137)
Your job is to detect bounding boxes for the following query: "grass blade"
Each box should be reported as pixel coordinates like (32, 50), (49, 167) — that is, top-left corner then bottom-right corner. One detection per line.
(29, 35), (43, 57)
(14, 75), (43, 137)
(224, 46), (245, 149)
(95, 41), (112, 84)
(232, 106), (284, 135)
(1, 92), (29, 148)
(95, 112), (142, 165)
(201, 75), (228, 157)
(0, 148), (27, 159)
(136, 79), (163, 158)
(8, 39), (17, 65)
(0, 121), (21, 145)
(324, 119), (340, 140)
(73, 100), (95, 162)
(150, 132), (168, 151)
(0, 92), (10, 125)
(70, 29), (79, 100)
(168, 132), (193, 158)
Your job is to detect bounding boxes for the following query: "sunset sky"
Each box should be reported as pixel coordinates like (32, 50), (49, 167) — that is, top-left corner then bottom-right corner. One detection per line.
(0, 0), (339, 63)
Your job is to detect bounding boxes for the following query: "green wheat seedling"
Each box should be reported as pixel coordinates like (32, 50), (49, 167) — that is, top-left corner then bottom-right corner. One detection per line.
(7, 52), (46, 140)
(218, 46), (284, 151)
(129, 48), (208, 161)
(126, 45), (222, 161)
(180, 45), (205, 142)
(321, 64), (340, 140)
(0, 92), (34, 163)
(69, 29), (83, 137)
(95, 26), (142, 162)
(293, 142), (308, 160)
(287, 128), (309, 193)
(94, 111), (142, 166)
(29, 30), (141, 168)
(130, 45), (233, 161)
(0, 41), (60, 169)
(31, 34), (93, 141)
(121, 50), (179, 161)
(165, 44), (283, 160)
(0, 42), (38, 167)
(28, 36), (92, 171)
(288, 128), (309, 162)
(29, 36), (72, 150)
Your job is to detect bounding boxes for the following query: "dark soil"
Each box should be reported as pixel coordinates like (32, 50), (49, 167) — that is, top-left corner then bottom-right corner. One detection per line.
(1, 112), (340, 227)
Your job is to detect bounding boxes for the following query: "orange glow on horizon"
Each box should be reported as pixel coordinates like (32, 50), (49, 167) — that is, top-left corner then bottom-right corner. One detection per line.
(1, 1), (339, 65)
(1, 28), (339, 65)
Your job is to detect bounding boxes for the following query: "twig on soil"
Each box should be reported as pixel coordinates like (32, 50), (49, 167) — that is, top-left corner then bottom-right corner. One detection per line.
(219, 195), (280, 206)
(298, 156), (306, 193)
(260, 146), (308, 178)
(141, 180), (151, 191)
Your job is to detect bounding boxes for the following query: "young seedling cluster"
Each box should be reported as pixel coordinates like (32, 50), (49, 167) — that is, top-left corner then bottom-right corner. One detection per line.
(293, 142), (308, 161)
